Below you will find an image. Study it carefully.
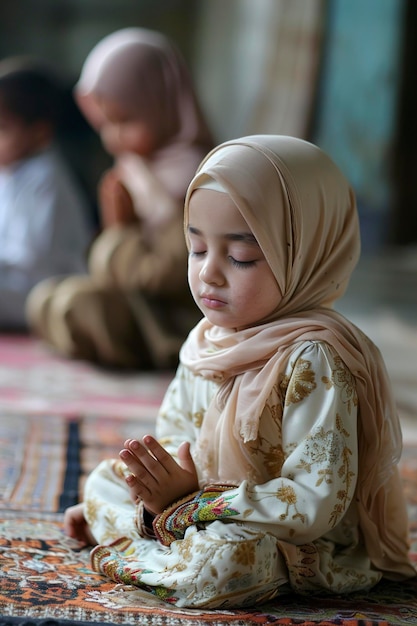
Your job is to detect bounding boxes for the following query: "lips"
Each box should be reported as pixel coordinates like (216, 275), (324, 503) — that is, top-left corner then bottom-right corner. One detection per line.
(200, 293), (226, 309)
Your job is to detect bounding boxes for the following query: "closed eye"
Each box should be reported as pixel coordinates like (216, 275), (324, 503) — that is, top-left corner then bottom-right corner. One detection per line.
(230, 257), (256, 268)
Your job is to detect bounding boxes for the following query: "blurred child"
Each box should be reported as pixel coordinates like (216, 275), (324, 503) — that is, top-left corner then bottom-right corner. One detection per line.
(0, 58), (93, 330)
(64, 135), (415, 608)
(27, 28), (214, 368)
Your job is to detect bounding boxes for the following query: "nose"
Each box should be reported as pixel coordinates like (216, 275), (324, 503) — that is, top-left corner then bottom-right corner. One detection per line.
(199, 254), (225, 285)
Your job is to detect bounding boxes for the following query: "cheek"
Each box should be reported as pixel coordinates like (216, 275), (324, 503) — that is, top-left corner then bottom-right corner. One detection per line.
(76, 93), (105, 130)
(100, 126), (120, 155)
(187, 260), (198, 293)
(257, 279), (282, 313)
(243, 273), (281, 311)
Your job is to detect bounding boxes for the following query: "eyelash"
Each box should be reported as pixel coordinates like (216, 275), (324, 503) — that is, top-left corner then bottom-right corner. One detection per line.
(190, 251), (256, 269)
(230, 258), (256, 269)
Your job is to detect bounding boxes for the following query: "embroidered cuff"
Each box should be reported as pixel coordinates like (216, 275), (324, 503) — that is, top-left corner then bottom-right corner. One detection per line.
(154, 484), (237, 546)
(135, 499), (156, 539)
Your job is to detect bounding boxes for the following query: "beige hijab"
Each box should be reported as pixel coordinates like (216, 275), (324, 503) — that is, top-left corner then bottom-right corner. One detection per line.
(181, 135), (415, 579)
(75, 27), (213, 201)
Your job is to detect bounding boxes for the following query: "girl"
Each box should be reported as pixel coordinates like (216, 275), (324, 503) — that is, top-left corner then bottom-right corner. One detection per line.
(64, 135), (415, 608)
(26, 28), (213, 368)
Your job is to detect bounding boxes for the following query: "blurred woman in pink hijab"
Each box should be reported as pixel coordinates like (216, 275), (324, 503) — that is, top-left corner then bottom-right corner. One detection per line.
(27, 28), (213, 369)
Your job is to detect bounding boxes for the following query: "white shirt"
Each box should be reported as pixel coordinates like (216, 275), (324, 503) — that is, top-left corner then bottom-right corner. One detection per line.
(0, 145), (93, 329)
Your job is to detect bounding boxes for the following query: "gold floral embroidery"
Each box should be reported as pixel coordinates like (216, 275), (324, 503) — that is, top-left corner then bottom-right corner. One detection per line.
(296, 426), (342, 472)
(329, 416), (355, 527)
(85, 497), (98, 527)
(111, 459), (129, 479)
(165, 535), (195, 574)
(261, 446), (285, 477)
(293, 417), (354, 528)
(231, 541), (257, 567)
(275, 485), (306, 524)
(335, 413), (350, 437)
(252, 386), (285, 478)
(191, 410), (204, 428)
(283, 357), (317, 406)
(209, 564), (219, 579)
(251, 432), (285, 479)
(322, 355), (358, 413)
(101, 507), (125, 544)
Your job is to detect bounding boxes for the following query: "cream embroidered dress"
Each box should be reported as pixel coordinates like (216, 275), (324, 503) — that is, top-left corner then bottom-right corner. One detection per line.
(81, 136), (415, 608)
(86, 340), (380, 607)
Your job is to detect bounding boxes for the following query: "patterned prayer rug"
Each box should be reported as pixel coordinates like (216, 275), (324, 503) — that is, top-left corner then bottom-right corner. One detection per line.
(0, 412), (416, 626)
(0, 414), (156, 513)
(0, 513), (416, 626)
(0, 335), (172, 418)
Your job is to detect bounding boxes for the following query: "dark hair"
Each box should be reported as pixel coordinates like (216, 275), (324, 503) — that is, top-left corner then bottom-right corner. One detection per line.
(0, 58), (63, 126)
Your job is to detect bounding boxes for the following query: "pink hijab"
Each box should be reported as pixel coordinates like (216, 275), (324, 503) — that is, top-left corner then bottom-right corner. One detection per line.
(181, 135), (415, 579)
(75, 27), (213, 200)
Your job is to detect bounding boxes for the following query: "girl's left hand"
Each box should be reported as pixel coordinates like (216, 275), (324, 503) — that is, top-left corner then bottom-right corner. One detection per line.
(63, 502), (97, 546)
(119, 436), (199, 514)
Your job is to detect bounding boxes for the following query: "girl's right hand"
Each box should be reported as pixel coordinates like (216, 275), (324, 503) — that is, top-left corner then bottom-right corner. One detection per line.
(63, 502), (97, 546)
(98, 169), (137, 228)
(119, 437), (199, 515)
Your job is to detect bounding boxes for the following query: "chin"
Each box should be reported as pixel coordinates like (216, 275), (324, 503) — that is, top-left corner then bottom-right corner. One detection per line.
(205, 314), (237, 330)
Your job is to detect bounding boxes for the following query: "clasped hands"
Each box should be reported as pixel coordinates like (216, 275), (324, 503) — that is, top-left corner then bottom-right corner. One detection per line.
(98, 168), (138, 228)
(120, 435), (199, 515)
(63, 437), (198, 546)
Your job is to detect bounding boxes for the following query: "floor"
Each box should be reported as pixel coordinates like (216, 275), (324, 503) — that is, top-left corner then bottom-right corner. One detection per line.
(336, 245), (417, 442)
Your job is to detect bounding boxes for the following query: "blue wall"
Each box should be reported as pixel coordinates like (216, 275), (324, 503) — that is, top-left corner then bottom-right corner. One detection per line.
(313, 0), (405, 252)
